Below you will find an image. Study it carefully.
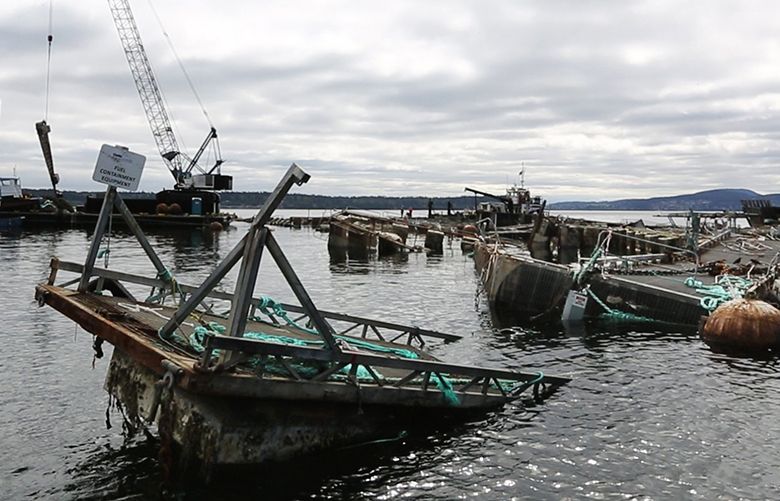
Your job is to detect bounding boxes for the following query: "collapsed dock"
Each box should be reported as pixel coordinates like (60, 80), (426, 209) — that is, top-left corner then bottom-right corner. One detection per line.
(327, 210), (449, 257)
(35, 164), (569, 472)
(474, 214), (780, 327)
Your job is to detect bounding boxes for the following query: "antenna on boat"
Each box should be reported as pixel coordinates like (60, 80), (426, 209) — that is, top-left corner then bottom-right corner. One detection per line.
(519, 162), (525, 189)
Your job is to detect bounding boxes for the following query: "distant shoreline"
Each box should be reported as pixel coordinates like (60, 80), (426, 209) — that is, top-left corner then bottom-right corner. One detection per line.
(21, 187), (775, 211)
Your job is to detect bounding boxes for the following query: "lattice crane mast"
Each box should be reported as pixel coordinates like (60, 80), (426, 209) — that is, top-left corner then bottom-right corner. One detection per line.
(107, 0), (231, 191)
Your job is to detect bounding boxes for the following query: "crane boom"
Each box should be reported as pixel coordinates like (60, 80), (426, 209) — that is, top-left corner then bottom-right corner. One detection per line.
(107, 0), (185, 185)
(464, 187), (510, 203)
(107, 0), (231, 191)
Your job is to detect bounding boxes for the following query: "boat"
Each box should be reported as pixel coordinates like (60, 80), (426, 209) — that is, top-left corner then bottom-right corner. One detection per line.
(464, 182), (545, 228)
(10, 2), (235, 232)
(0, 176), (40, 212)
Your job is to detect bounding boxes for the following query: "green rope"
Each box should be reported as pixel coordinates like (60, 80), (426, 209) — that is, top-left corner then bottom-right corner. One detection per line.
(433, 372), (461, 406)
(575, 247), (604, 285)
(188, 314), (462, 404)
(183, 322), (533, 405)
(188, 324), (342, 378)
(254, 296), (318, 334)
(145, 268), (182, 304)
(684, 275), (753, 311)
(249, 298), (421, 360)
(585, 287), (654, 322)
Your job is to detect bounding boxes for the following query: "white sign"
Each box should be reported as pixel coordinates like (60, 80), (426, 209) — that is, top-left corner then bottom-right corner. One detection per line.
(92, 144), (145, 191)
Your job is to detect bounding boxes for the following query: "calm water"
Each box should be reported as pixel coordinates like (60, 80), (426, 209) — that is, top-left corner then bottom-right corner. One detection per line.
(1, 209), (778, 500)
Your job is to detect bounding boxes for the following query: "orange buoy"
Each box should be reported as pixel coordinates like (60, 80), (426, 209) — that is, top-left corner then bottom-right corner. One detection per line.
(209, 221), (224, 232)
(155, 203), (169, 214)
(168, 203), (183, 215)
(701, 298), (780, 350)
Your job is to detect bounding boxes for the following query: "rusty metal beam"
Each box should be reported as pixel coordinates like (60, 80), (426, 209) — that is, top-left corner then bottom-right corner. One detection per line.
(78, 186), (116, 292)
(112, 192), (170, 279)
(203, 331), (569, 385)
(265, 232), (340, 352)
(158, 164), (309, 339)
(226, 227), (268, 339)
(35, 284), (189, 377)
(54, 259), (461, 343)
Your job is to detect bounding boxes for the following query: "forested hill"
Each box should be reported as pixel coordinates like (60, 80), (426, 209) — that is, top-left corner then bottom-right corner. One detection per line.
(23, 187), (780, 211)
(548, 189), (780, 211)
(24, 189), (486, 210)
(218, 192), (485, 209)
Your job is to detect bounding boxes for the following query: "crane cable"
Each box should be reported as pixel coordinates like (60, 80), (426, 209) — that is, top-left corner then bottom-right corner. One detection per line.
(146, 0), (214, 129)
(44, 0), (53, 121)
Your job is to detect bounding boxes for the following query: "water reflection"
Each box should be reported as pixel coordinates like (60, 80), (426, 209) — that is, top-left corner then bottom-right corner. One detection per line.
(152, 228), (225, 273)
(11, 222), (780, 500)
(328, 250), (412, 275)
(57, 408), (505, 501)
(58, 435), (161, 500)
(329, 252), (372, 275)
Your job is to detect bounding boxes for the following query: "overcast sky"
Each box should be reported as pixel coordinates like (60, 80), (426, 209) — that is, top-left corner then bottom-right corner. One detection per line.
(2, 1), (780, 201)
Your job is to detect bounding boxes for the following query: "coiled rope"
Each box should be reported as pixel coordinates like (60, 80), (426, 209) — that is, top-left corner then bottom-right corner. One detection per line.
(684, 275), (753, 312)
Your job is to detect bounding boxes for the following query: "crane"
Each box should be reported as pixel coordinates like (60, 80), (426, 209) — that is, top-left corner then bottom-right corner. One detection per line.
(464, 186), (514, 214)
(106, 0), (231, 191)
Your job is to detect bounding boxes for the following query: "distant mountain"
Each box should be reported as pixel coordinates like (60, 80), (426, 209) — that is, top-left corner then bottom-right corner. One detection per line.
(549, 189), (780, 211)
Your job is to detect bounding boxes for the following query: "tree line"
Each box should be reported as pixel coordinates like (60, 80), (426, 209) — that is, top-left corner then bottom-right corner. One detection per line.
(24, 189), (489, 210)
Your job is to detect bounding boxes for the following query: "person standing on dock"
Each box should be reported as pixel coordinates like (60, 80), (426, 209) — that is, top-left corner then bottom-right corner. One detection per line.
(427, 199), (433, 218)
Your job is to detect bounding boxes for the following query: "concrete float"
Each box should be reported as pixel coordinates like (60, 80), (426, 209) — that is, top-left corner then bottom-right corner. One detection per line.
(424, 229), (445, 254)
(474, 217), (780, 327)
(35, 164), (569, 473)
(327, 211), (431, 257)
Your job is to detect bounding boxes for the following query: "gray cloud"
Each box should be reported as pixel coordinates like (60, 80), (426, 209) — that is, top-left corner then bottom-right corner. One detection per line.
(1, 0), (780, 201)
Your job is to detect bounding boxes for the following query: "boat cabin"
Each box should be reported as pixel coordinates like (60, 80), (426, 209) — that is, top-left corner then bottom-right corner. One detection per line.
(0, 177), (23, 199)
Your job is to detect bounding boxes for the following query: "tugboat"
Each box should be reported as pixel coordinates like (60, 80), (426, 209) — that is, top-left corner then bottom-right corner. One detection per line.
(465, 174), (545, 227)
(0, 176), (40, 212)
